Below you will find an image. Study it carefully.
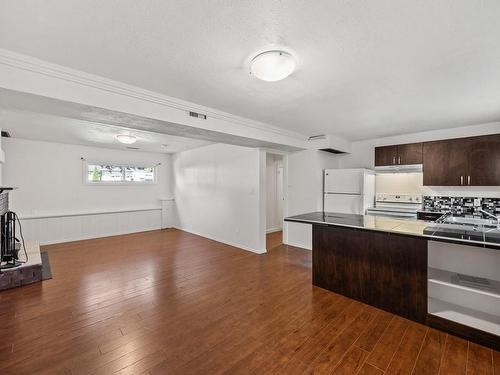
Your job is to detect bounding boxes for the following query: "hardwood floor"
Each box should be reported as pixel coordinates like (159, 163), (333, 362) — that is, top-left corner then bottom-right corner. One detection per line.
(266, 230), (282, 251)
(0, 229), (496, 374)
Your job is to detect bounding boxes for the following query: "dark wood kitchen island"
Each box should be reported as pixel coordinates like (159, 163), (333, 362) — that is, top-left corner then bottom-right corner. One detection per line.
(312, 223), (427, 322)
(285, 211), (500, 350)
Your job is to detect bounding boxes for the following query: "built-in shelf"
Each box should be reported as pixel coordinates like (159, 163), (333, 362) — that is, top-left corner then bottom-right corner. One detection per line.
(428, 267), (500, 299)
(428, 298), (500, 336)
(427, 236), (500, 346)
(428, 267), (500, 318)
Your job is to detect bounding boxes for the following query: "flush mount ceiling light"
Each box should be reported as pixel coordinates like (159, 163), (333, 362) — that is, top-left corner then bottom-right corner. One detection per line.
(115, 134), (137, 144)
(250, 50), (296, 82)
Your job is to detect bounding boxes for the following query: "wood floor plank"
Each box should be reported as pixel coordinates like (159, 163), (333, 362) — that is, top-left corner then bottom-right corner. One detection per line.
(439, 335), (468, 375)
(0, 229), (494, 375)
(467, 342), (494, 375)
(331, 345), (370, 375)
(493, 350), (500, 375)
(385, 322), (427, 374)
(309, 305), (377, 374)
(365, 315), (410, 371)
(354, 309), (393, 352)
(413, 328), (447, 375)
(357, 362), (384, 375)
(266, 230), (283, 250)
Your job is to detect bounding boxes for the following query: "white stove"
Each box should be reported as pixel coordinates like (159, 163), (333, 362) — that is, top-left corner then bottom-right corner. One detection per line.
(366, 193), (422, 218)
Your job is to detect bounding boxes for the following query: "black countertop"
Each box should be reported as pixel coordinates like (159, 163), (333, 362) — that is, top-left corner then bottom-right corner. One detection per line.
(285, 211), (500, 249)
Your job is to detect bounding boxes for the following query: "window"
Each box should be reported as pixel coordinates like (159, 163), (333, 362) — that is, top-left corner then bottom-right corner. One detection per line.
(86, 163), (156, 184)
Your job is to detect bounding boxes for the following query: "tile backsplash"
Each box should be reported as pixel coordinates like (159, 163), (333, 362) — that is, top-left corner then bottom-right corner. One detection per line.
(423, 196), (500, 215)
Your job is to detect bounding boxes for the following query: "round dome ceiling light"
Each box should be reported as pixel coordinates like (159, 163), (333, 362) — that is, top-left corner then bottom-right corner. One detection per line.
(250, 50), (296, 82)
(115, 134), (137, 144)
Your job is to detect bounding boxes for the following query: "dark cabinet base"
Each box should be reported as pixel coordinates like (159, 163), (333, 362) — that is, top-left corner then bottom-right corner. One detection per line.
(427, 314), (499, 351)
(312, 225), (428, 323)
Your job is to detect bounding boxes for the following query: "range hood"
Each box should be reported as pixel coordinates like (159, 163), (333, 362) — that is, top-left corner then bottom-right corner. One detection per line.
(374, 164), (423, 173)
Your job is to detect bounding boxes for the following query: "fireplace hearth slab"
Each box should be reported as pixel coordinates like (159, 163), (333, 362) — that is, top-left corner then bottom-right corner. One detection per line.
(0, 242), (42, 291)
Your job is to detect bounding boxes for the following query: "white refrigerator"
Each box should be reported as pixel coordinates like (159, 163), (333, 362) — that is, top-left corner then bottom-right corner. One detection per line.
(324, 169), (375, 214)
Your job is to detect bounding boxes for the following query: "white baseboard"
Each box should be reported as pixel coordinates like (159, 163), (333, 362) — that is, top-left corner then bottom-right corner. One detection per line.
(266, 227), (283, 234)
(174, 226), (266, 254)
(20, 209), (161, 245)
(40, 227), (162, 246)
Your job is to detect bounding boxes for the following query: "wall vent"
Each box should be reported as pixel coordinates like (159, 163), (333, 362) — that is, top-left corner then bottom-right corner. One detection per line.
(189, 111), (207, 120)
(1, 131), (11, 138)
(126, 146), (140, 150)
(308, 134), (326, 141)
(320, 148), (347, 154)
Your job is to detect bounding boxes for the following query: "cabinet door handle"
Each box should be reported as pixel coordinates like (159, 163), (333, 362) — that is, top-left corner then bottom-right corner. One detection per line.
(398, 156), (401, 164)
(468, 175), (471, 185)
(460, 176), (464, 185)
(392, 156), (396, 165)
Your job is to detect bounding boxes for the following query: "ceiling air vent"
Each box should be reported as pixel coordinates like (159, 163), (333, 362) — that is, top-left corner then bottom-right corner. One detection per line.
(126, 146), (140, 150)
(308, 134), (326, 141)
(189, 111), (207, 120)
(308, 134), (348, 154)
(320, 148), (347, 154)
(1, 131), (11, 138)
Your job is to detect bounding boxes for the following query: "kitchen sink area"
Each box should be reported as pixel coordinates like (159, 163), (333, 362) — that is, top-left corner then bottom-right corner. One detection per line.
(441, 216), (498, 226)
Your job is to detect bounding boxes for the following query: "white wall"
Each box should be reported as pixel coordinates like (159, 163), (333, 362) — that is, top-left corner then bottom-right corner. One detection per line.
(266, 153), (284, 232)
(283, 149), (340, 250)
(2, 138), (173, 244)
(338, 122), (500, 198)
(173, 143), (265, 253)
(375, 173), (423, 194)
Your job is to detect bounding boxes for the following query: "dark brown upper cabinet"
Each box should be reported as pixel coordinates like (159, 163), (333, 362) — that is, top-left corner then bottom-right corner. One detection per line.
(423, 139), (468, 186)
(374, 142), (423, 166)
(374, 145), (398, 166)
(423, 134), (500, 186)
(397, 143), (424, 165)
(467, 134), (500, 186)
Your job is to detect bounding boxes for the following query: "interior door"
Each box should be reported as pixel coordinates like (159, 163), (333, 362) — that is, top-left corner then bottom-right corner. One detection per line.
(276, 166), (284, 225)
(467, 134), (500, 186)
(423, 139), (468, 186)
(324, 169), (362, 194)
(375, 145), (398, 166)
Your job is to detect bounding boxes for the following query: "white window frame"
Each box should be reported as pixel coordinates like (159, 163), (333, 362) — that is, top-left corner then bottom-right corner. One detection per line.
(83, 161), (158, 185)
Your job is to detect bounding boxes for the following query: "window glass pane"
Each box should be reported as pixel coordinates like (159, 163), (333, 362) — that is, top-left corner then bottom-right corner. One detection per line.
(87, 164), (124, 182)
(87, 164), (155, 183)
(124, 167), (155, 182)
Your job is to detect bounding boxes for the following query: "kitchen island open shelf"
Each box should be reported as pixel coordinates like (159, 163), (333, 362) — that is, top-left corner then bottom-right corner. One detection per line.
(428, 298), (500, 336)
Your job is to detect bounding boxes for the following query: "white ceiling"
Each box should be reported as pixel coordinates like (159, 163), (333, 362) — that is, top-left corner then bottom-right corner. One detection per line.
(0, 109), (212, 154)
(1, 1), (500, 141)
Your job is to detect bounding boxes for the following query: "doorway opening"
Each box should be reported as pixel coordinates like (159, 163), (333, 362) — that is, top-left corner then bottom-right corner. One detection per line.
(265, 153), (285, 251)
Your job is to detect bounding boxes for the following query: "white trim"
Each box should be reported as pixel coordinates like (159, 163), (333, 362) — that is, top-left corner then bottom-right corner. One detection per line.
(37, 227), (162, 246)
(0, 48), (306, 142)
(19, 207), (161, 220)
(174, 226), (267, 254)
(266, 227), (283, 234)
